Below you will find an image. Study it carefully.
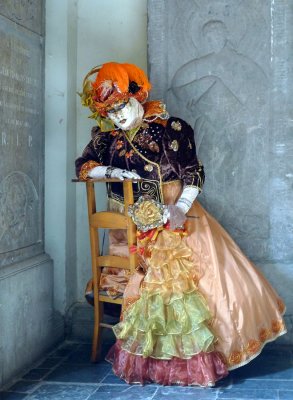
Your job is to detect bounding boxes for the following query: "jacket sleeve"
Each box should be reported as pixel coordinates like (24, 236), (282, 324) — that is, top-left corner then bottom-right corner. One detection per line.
(164, 117), (205, 191)
(75, 127), (109, 180)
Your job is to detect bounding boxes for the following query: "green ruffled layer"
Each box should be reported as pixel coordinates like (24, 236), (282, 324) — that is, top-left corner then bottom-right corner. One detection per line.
(113, 290), (215, 359)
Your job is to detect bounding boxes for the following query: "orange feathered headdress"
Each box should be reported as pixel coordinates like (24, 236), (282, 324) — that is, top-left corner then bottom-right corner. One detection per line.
(81, 62), (152, 118)
(79, 62), (169, 131)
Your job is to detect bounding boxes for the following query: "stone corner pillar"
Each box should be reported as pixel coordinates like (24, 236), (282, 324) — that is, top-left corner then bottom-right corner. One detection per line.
(0, 1), (63, 388)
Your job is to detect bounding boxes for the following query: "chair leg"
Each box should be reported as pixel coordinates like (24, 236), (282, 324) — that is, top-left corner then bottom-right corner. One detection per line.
(91, 302), (104, 362)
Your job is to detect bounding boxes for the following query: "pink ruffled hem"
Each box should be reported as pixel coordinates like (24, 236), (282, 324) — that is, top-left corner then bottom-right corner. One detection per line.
(106, 340), (228, 386)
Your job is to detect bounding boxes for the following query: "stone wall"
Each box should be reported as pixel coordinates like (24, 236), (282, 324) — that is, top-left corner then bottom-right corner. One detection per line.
(0, 1), (61, 387)
(148, 0), (293, 342)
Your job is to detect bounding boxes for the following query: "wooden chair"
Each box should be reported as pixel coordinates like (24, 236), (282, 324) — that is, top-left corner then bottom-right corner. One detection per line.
(79, 178), (138, 362)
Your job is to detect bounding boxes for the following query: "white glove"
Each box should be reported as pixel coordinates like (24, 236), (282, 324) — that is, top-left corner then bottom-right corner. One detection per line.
(88, 166), (141, 180)
(164, 186), (199, 230)
(176, 186), (199, 214)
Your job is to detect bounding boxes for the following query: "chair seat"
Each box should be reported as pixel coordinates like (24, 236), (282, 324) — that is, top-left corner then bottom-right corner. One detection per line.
(98, 290), (123, 299)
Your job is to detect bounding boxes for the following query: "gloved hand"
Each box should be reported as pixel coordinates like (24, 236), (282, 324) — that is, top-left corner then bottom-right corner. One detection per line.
(164, 186), (199, 230)
(164, 205), (187, 230)
(88, 166), (141, 180)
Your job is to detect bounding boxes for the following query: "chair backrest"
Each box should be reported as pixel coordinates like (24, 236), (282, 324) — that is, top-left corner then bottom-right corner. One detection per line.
(85, 179), (137, 288)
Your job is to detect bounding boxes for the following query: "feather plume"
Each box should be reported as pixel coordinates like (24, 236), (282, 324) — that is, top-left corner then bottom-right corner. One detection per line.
(93, 62), (129, 96)
(95, 79), (113, 102)
(143, 100), (167, 118)
(122, 63), (152, 92)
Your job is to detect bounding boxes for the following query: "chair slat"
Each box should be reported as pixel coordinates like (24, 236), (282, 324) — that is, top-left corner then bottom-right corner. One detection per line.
(96, 255), (130, 269)
(90, 211), (128, 229)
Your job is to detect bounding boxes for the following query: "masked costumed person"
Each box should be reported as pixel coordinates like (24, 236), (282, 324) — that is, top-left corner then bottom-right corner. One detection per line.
(76, 62), (286, 387)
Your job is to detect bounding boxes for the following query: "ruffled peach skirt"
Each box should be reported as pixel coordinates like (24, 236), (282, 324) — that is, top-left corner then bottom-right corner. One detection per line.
(104, 182), (286, 386)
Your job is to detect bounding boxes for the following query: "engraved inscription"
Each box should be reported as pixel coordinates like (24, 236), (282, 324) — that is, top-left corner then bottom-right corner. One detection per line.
(0, 15), (43, 264)
(0, 24), (40, 151)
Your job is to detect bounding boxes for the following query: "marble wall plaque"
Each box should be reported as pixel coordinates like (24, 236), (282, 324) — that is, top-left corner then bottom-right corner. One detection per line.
(0, 14), (44, 267)
(0, 0), (43, 35)
(148, 0), (293, 262)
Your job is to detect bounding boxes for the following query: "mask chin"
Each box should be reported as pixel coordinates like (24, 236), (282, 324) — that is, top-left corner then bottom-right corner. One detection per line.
(108, 98), (144, 130)
(118, 115), (143, 130)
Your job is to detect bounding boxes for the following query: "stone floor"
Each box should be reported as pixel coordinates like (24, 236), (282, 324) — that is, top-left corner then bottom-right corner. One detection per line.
(1, 340), (292, 400)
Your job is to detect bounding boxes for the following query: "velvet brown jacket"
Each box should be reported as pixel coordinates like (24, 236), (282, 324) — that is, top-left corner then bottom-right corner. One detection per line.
(75, 117), (204, 205)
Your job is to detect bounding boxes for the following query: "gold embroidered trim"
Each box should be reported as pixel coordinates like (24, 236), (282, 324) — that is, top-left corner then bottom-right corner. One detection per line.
(227, 318), (286, 367)
(259, 328), (271, 342)
(162, 180), (182, 186)
(124, 134), (164, 202)
(246, 339), (261, 355)
(277, 298), (286, 314)
(272, 319), (285, 333)
(228, 351), (243, 366)
(79, 160), (101, 181)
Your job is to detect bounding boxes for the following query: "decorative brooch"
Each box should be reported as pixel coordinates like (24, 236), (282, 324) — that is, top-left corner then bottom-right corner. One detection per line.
(144, 164), (154, 172)
(128, 196), (166, 232)
(170, 139), (179, 151)
(171, 120), (182, 131)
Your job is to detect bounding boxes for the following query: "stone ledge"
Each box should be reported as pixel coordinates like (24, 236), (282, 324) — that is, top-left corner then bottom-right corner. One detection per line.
(0, 252), (52, 280)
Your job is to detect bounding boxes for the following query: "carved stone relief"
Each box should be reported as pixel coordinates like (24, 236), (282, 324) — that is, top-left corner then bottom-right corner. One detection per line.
(0, 172), (39, 253)
(149, 0), (272, 260)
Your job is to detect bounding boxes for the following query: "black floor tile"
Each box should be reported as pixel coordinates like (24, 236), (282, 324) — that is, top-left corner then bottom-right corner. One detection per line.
(22, 369), (51, 381)
(0, 393), (28, 400)
(6, 380), (39, 394)
(36, 358), (63, 369)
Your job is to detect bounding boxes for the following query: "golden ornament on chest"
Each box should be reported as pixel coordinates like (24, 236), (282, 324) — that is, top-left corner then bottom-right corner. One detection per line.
(144, 164), (154, 172)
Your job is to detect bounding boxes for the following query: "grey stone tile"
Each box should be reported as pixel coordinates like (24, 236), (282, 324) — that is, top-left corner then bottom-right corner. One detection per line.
(153, 386), (218, 400)
(231, 378), (293, 390)
(7, 380), (39, 394)
(279, 390), (293, 400)
(217, 387), (278, 399)
(101, 372), (128, 385)
(22, 369), (51, 381)
(45, 363), (110, 383)
(88, 384), (157, 399)
(27, 383), (97, 400)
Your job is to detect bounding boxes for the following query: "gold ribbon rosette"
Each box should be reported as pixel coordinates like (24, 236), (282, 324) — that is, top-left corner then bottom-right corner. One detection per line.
(128, 196), (165, 232)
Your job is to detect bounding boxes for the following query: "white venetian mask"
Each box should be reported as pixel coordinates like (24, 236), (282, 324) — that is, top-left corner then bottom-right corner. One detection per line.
(107, 97), (144, 130)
